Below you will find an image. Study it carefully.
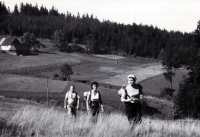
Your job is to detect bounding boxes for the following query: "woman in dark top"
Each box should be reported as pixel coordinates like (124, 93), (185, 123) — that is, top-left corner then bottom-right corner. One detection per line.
(86, 81), (104, 122)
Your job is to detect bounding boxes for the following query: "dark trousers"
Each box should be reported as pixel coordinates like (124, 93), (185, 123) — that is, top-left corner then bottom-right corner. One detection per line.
(89, 101), (100, 122)
(125, 102), (142, 125)
(67, 105), (77, 117)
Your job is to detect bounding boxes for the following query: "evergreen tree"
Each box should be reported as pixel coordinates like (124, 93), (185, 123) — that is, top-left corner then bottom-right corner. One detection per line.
(174, 20), (200, 119)
(162, 42), (182, 90)
(49, 6), (59, 16)
(40, 5), (48, 16)
(0, 1), (9, 34)
(13, 4), (19, 15)
(174, 57), (200, 118)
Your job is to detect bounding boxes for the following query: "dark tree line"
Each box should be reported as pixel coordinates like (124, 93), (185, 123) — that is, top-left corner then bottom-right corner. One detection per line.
(174, 21), (200, 119)
(0, 2), (196, 63)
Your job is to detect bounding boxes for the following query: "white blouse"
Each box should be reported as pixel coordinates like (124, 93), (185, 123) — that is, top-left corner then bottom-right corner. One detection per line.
(90, 91), (99, 101)
(126, 85), (139, 99)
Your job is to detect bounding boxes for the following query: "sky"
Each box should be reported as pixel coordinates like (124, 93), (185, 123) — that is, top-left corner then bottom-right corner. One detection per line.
(3, 0), (200, 33)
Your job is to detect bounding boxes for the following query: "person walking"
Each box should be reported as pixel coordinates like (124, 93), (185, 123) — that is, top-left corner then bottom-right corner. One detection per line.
(121, 74), (143, 125)
(64, 85), (80, 118)
(86, 81), (104, 122)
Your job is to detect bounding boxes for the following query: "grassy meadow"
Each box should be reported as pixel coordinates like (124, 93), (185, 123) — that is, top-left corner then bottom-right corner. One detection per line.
(1, 104), (199, 137)
(0, 39), (192, 136)
(140, 68), (188, 95)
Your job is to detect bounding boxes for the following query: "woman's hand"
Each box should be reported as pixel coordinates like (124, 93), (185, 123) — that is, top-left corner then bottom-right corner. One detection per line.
(101, 105), (104, 112)
(126, 98), (132, 102)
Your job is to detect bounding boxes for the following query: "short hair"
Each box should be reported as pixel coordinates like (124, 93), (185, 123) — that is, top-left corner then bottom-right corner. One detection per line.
(91, 81), (98, 89)
(70, 85), (75, 89)
(127, 74), (137, 81)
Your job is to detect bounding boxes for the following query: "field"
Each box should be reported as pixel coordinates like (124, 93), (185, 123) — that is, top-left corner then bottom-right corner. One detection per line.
(0, 40), (191, 136)
(0, 102), (199, 137)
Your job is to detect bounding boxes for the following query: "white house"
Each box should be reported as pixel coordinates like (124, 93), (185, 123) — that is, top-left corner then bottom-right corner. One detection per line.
(0, 37), (31, 55)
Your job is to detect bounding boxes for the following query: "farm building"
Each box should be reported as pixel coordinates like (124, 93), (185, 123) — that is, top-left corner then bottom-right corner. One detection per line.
(0, 37), (31, 55)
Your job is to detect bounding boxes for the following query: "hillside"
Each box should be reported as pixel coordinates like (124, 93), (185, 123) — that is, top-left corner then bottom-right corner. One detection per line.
(0, 2), (195, 62)
(0, 98), (199, 137)
(0, 37), (192, 136)
(0, 43), (187, 118)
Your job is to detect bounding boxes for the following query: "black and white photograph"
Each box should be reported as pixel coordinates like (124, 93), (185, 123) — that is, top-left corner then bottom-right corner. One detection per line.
(0, 0), (200, 136)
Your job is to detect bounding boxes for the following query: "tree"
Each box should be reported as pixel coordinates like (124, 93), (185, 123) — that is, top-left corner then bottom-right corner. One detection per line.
(40, 5), (48, 16)
(161, 43), (182, 90)
(13, 4), (19, 15)
(51, 30), (67, 51)
(85, 34), (99, 53)
(0, 1), (9, 34)
(49, 6), (59, 16)
(194, 20), (200, 49)
(174, 20), (200, 119)
(174, 57), (200, 118)
(21, 32), (37, 46)
(60, 64), (73, 81)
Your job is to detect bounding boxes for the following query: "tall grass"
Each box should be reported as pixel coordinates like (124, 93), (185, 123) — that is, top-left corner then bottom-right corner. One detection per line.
(2, 105), (200, 137)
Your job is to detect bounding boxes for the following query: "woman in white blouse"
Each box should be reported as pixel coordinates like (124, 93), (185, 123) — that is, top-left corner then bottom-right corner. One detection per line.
(86, 81), (104, 122)
(121, 74), (143, 125)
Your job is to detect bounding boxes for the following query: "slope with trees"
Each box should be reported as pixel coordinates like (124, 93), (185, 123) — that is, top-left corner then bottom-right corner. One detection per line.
(174, 21), (200, 119)
(0, 2), (195, 64)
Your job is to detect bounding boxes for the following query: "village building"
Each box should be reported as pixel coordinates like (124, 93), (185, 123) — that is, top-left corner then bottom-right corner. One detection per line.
(0, 36), (31, 55)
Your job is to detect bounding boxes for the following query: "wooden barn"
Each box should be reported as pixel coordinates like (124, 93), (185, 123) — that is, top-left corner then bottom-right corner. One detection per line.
(0, 37), (31, 55)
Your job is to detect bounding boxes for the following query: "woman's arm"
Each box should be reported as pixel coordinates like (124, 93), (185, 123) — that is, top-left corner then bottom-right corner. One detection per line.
(98, 91), (104, 112)
(98, 91), (103, 105)
(77, 95), (80, 110)
(86, 91), (90, 111)
(138, 84), (144, 99)
(64, 92), (68, 108)
(121, 89), (131, 102)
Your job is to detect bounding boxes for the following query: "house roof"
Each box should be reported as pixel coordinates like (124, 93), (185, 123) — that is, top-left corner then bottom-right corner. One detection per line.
(9, 43), (31, 51)
(0, 38), (6, 45)
(0, 37), (20, 45)
(0, 37), (31, 51)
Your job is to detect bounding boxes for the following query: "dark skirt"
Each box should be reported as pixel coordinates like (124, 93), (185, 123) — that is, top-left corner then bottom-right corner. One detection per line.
(125, 102), (142, 125)
(90, 101), (100, 117)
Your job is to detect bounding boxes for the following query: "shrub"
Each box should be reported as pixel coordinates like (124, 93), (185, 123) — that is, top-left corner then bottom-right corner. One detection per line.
(159, 88), (175, 99)
(60, 76), (67, 81)
(53, 73), (59, 80)
(60, 64), (73, 81)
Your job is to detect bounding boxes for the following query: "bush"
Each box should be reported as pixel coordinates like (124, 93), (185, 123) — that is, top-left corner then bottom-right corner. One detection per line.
(60, 64), (73, 81)
(159, 88), (175, 99)
(53, 73), (59, 80)
(60, 77), (67, 81)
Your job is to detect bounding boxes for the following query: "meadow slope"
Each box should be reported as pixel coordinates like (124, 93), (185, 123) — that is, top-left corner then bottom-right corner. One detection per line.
(0, 46), (191, 136)
(0, 102), (199, 137)
(0, 51), (188, 119)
